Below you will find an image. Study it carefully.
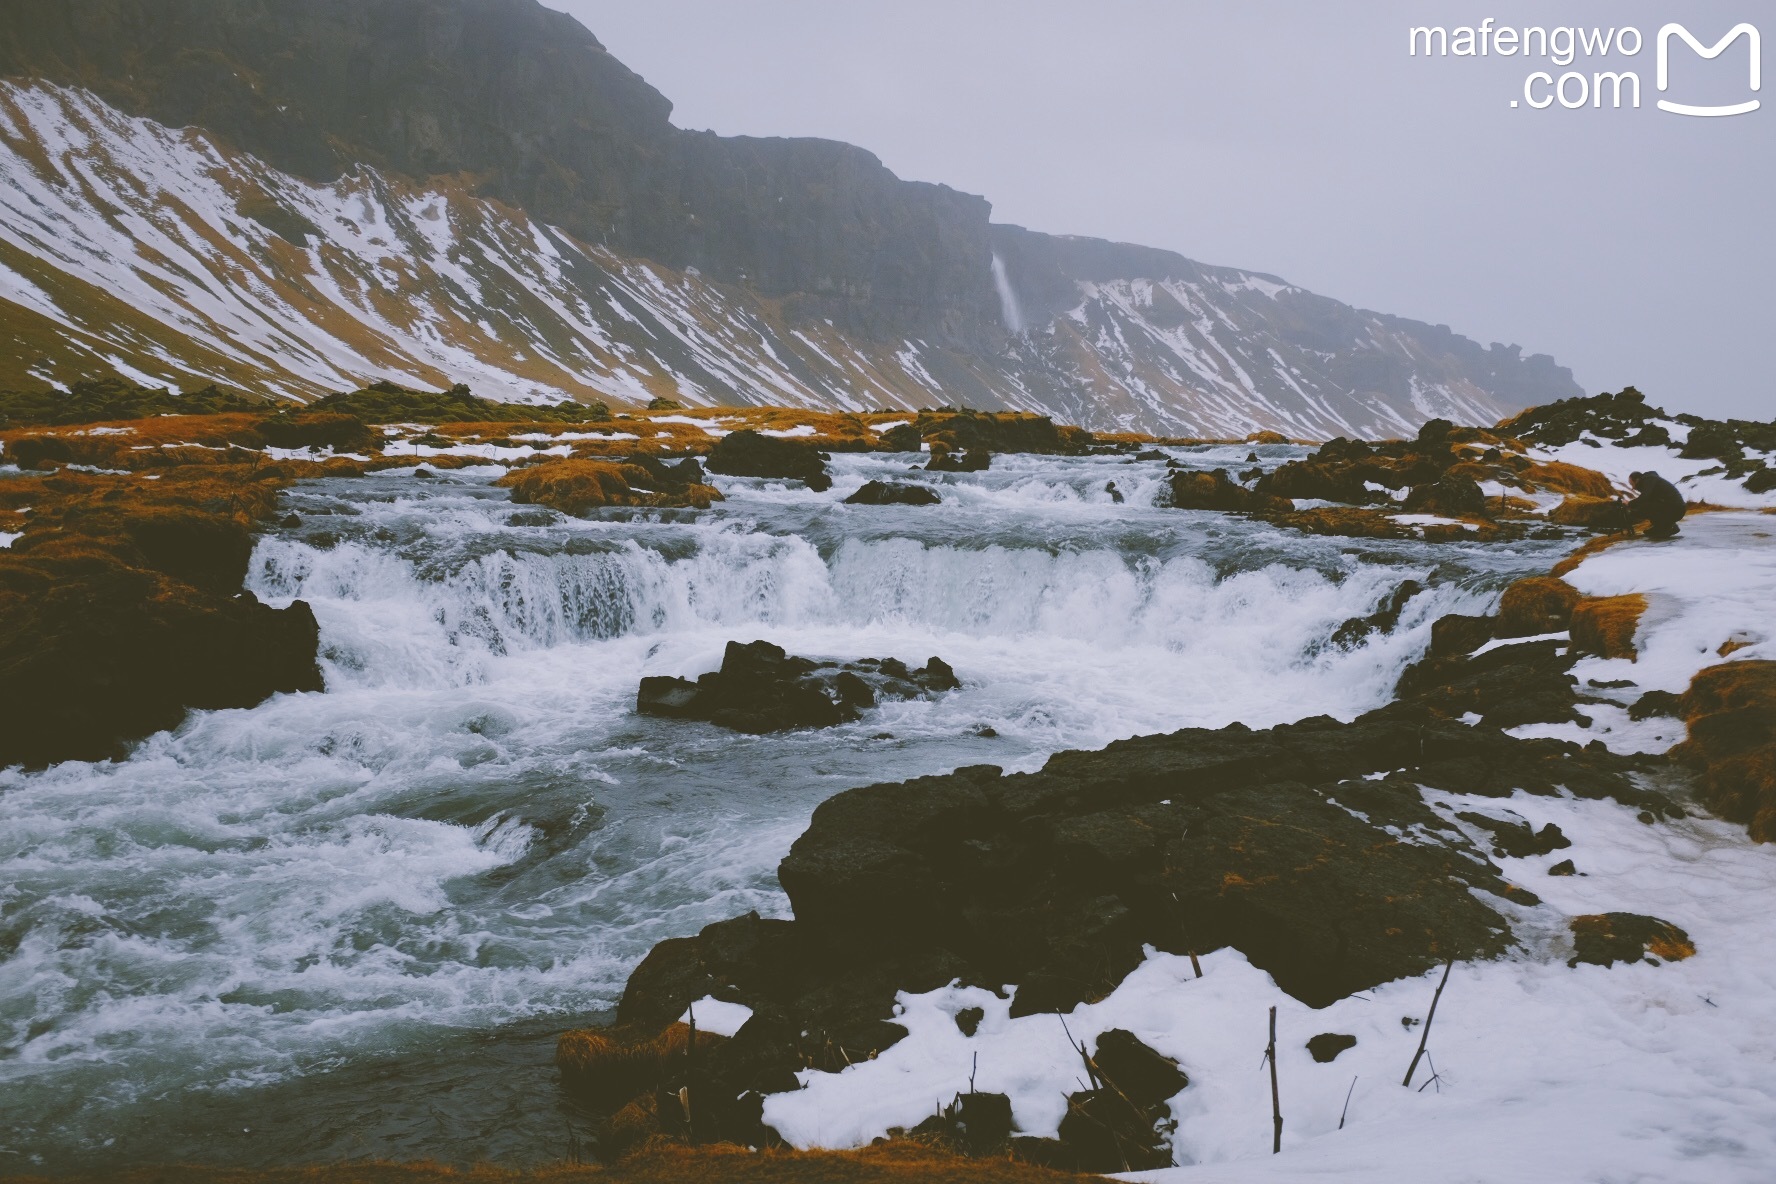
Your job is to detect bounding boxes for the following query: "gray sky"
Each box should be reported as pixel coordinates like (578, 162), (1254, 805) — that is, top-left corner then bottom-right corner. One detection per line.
(553, 0), (1773, 420)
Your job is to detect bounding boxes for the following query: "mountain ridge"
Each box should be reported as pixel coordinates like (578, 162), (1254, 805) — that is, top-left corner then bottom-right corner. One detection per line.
(0, 0), (1582, 437)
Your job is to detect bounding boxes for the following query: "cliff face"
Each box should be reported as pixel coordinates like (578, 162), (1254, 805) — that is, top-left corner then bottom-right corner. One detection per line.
(0, 0), (1581, 436)
(0, 0), (1002, 348)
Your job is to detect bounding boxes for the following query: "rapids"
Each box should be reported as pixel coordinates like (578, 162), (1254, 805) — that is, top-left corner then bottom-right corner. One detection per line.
(0, 446), (1573, 1169)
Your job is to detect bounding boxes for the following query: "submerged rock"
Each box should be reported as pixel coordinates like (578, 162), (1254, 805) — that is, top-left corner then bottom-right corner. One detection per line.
(706, 429), (832, 490)
(637, 641), (959, 733)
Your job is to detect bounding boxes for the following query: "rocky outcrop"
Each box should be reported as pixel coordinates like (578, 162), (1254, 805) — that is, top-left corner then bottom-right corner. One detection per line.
(880, 410), (1092, 456)
(1166, 468), (1288, 513)
(637, 641), (960, 733)
(0, 467), (322, 768)
(1568, 914), (1695, 968)
(1503, 387), (1776, 496)
(496, 457), (722, 513)
(1673, 660), (1776, 842)
(844, 481), (942, 506)
(705, 431), (832, 491)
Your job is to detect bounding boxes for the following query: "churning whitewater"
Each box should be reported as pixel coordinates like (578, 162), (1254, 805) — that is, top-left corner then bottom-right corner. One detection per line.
(0, 447), (1571, 1168)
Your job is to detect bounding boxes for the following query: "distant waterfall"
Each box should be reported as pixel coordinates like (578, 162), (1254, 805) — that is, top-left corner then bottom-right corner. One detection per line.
(991, 253), (1026, 334)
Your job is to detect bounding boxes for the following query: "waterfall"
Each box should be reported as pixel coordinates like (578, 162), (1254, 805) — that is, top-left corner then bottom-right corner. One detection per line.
(991, 253), (1026, 334)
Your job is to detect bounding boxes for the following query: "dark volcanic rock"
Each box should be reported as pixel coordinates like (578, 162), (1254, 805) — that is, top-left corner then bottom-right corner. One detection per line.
(1330, 581), (1424, 649)
(1306, 1033), (1357, 1063)
(1456, 812), (1572, 858)
(1403, 474), (1486, 518)
(636, 641), (958, 732)
(0, 556), (322, 769)
(844, 480), (942, 506)
(927, 445), (992, 473)
(705, 430), (832, 491)
(1569, 913), (1694, 968)
(1167, 468), (1289, 513)
(619, 708), (1663, 1051)
(886, 409), (1091, 456)
(1092, 1029), (1188, 1109)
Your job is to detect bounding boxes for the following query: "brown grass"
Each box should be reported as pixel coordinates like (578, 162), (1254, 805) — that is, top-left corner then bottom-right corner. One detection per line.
(0, 1142), (1103, 1184)
(1569, 594), (1648, 659)
(1548, 495), (1624, 528)
(1522, 461), (1617, 498)
(1496, 575), (1581, 637)
(1550, 533), (1630, 578)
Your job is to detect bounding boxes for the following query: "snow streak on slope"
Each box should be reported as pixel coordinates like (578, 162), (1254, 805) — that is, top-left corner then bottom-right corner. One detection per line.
(0, 83), (961, 411)
(0, 82), (1559, 437)
(994, 275), (1526, 441)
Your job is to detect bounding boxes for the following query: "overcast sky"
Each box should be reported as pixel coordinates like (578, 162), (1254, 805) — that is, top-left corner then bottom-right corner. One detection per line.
(553, 1), (1772, 420)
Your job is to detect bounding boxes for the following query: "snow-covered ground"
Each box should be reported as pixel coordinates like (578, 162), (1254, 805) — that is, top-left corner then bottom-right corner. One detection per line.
(1527, 421), (1776, 511)
(759, 503), (1776, 1183)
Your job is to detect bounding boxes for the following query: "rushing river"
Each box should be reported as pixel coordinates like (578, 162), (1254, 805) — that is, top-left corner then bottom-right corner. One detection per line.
(0, 446), (1574, 1169)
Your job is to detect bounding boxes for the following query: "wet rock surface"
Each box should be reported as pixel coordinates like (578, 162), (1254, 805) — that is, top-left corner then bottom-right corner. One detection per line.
(844, 480), (942, 506)
(594, 553), (1687, 1156)
(879, 409), (1092, 457)
(706, 430), (833, 491)
(1166, 468), (1288, 512)
(0, 466), (323, 768)
(496, 457), (722, 513)
(637, 640), (960, 733)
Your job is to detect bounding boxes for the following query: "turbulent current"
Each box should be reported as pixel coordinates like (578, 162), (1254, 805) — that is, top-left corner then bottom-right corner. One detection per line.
(0, 447), (1572, 1169)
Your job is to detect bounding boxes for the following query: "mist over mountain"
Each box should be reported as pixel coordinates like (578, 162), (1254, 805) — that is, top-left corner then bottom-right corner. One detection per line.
(0, 0), (1581, 436)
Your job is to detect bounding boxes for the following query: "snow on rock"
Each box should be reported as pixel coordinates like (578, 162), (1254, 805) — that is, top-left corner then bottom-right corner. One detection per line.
(1529, 435), (1776, 511)
(1566, 512), (1776, 692)
(763, 794), (1776, 1183)
(680, 996), (754, 1038)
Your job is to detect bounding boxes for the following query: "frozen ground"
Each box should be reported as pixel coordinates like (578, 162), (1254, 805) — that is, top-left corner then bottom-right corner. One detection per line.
(760, 504), (1776, 1184)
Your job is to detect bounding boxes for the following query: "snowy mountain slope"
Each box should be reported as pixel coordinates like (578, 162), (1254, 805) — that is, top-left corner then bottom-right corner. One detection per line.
(0, 81), (1577, 437)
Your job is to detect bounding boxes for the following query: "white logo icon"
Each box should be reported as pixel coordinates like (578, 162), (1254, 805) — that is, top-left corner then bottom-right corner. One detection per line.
(1657, 23), (1760, 116)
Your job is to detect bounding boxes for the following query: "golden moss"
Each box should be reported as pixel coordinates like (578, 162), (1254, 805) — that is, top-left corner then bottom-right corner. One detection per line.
(1673, 661), (1776, 842)
(556, 1022), (730, 1116)
(1550, 533), (1629, 578)
(2, 1141), (1101, 1182)
(496, 460), (721, 514)
(1569, 594), (1648, 660)
(1496, 575), (1581, 636)
(1522, 460), (1616, 498)
(1548, 495), (1624, 528)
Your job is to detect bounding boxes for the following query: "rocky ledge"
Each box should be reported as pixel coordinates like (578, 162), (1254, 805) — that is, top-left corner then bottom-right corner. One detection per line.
(638, 641), (961, 733)
(565, 551), (1715, 1164)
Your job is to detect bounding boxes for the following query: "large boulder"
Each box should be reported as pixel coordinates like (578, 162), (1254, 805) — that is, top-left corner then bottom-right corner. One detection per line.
(844, 480), (942, 506)
(1167, 468), (1288, 512)
(1403, 475), (1486, 518)
(0, 550), (322, 768)
(705, 430), (832, 491)
(496, 458), (722, 513)
(637, 641), (959, 733)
